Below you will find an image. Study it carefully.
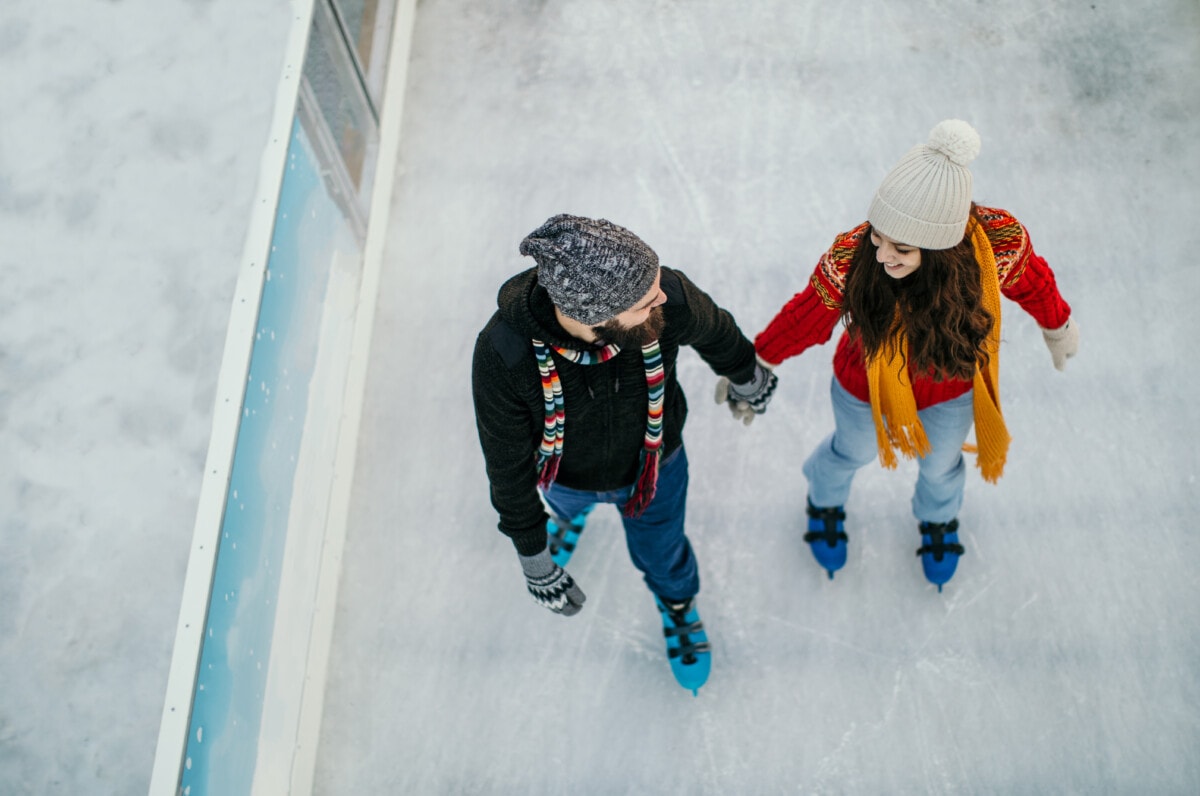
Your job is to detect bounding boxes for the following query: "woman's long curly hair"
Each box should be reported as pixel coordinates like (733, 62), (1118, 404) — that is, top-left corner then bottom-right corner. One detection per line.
(842, 206), (993, 382)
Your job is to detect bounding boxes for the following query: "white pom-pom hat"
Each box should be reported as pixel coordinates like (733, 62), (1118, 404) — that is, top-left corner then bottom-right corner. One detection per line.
(868, 119), (982, 250)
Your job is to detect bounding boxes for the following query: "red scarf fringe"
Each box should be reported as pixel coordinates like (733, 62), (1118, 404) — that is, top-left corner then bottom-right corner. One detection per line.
(621, 449), (661, 518)
(537, 455), (560, 489)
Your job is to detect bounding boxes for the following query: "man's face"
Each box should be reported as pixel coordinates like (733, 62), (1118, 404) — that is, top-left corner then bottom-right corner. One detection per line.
(593, 306), (665, 349)
(591, 271), (667, 348)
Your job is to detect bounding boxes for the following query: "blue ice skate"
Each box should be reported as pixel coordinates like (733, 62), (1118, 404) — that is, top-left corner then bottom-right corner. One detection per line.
(804, 499), (848, 579)
(546, 505), (594, 567)
(917, 519), (964, 592)
(655, 596), (711, 696)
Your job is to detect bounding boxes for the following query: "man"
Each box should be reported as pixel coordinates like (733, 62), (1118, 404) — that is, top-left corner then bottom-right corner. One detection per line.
(471, 214), (776, 694)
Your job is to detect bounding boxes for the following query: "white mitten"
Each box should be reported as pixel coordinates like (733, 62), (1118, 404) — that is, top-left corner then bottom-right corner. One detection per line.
(1041, 318), (1080, 371)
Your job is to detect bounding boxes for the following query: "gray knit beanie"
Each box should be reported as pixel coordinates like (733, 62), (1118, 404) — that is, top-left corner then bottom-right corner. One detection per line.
(867, 119), (982, 250)
(520, 214), (660, 325)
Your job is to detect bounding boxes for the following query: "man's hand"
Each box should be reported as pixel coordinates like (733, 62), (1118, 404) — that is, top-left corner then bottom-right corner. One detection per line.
(518, 549), (586, 616)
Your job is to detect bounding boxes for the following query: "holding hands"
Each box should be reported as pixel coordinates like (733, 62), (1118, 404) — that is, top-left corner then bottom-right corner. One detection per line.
(715, 359), (778, 426)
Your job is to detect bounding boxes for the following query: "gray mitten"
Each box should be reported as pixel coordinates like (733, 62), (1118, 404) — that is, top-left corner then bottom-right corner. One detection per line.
(1041, 317), (1080, 371)
(518, 548), (586, 616)
(714, 361), (778, 426)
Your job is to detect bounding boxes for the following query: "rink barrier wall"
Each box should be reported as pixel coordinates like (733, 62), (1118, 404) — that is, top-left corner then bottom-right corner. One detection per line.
(148, 2), (415, 794)
(283, 2), (415, 790)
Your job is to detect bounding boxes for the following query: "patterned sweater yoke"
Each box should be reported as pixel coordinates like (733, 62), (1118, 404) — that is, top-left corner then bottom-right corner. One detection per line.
(812, 206), (1035, 309)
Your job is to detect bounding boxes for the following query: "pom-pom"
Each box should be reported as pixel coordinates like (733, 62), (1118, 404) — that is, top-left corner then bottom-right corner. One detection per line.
(927, 119), (981, 166)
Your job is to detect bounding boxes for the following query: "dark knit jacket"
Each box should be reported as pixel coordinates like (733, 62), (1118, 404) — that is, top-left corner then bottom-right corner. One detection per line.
(473, 266), (757, 556)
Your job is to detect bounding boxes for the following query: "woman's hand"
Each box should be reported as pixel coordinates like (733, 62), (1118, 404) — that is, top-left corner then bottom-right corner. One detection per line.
(1041, 318), (1079, 371)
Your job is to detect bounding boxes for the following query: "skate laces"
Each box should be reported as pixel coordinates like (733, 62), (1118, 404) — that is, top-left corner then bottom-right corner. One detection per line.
(804, 503), (848, 548)
(660, 598), (710, 665)
(917, 519), (965, 562)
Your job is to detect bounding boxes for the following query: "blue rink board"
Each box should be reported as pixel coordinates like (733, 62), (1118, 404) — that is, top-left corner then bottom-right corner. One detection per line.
(179, 116), (361, 795)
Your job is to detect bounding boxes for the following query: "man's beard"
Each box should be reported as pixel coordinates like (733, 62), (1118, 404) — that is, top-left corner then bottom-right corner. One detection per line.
(592, 306), (665, 349)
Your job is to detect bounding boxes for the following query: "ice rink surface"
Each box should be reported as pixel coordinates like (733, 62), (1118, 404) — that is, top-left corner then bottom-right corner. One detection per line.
(314, 1), (1200, 794)
(2, 1), (1198, 794)
(1, 1), (291, 792)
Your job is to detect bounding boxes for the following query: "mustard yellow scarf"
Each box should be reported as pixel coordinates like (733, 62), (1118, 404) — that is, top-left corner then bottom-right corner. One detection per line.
(865, 220), (1010, 483)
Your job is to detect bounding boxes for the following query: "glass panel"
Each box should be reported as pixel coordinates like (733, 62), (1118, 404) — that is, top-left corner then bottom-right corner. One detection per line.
(180, 116), (363, 795)
(329, 0), (396, 106)
(302, 0), (379, 215)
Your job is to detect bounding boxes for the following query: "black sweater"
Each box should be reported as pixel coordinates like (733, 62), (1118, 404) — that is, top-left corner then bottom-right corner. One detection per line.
(472, 266), (757, 555)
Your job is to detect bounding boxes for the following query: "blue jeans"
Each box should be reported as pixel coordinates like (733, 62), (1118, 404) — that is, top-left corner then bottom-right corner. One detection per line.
(542, 447), (698, 603)
(803, 378), (975, 524)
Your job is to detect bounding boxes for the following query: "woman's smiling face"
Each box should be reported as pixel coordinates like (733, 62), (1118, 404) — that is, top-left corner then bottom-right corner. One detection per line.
(871, 228), (922, 279)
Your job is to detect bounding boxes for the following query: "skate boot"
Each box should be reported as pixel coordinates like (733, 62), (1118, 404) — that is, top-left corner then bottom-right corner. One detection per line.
(804, 499), (848, 579)
(655, 596), (711, 696)
(917, 518), (964, 592)
(546, 506), (594, 567)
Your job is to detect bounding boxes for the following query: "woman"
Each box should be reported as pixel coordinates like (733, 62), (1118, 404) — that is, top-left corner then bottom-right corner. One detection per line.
(754, 120), (1079, 590)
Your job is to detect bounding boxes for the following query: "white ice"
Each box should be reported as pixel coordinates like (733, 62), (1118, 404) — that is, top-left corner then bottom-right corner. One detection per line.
(3, 0), (1199, 794)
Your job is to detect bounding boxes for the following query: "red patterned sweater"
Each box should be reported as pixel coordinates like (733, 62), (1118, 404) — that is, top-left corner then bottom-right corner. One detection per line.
(754, 206), (1072, 409)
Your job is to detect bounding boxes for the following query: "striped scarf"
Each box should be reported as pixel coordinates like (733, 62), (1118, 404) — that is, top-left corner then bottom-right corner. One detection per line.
(531, 338), (665, 517)
(865, 219), (1010, 482)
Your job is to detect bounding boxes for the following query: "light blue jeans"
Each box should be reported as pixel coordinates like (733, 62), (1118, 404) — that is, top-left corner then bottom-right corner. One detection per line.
(803, 378), (975, 524)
